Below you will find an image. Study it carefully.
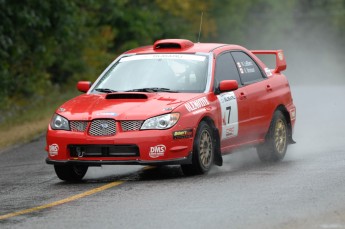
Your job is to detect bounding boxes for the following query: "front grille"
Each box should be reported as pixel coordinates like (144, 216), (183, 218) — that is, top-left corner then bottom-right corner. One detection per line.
(121, 121), (143, 131)
(69, 145), (139, 157)
(89, 119), (116, 136)
(70, 121), (88, 132)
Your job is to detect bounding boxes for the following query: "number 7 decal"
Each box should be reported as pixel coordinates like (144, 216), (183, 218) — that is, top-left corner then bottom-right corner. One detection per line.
(226, 106), (231, 124)
(217, 92), (239, 139)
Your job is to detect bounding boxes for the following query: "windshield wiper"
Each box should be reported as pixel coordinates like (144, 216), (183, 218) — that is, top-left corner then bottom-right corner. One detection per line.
(95, 88), (117, 93)
(125, 88), (178, 93)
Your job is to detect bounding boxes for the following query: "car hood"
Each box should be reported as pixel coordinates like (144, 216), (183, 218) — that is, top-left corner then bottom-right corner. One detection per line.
(56, 92), (202, 120)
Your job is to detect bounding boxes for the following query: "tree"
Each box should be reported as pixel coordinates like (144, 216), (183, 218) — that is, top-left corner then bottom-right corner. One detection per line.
(0, 0), (88, 110)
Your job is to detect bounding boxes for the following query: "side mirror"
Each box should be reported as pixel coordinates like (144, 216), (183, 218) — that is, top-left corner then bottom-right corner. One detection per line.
(77, 81), (92, 93)
(219, 80), (238, 92)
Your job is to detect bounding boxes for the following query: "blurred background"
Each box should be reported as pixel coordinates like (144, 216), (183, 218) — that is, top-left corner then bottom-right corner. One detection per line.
(0, 0), (344, 148)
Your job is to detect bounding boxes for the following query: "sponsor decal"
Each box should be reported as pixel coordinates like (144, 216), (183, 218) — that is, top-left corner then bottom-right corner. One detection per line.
(278, 52), (284, 61)
(290, 108), (296, 120)
(163, 107), (174, 111)
(219, 93), (236, 104)
(217, 92), (239, 140)
(173, 129), (193, 139)
(264, 68), (272, 76)
(185, 97), (210, 112)
(226, 127), (235, 137)
(120, 54), (206, 62)
(149, 144), (166, 158)
(95, 112), (118, 116)
(49, 144), (59, 156)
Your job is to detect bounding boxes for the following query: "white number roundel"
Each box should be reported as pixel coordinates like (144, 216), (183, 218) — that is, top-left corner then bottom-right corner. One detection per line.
(217, 92), (239, 139)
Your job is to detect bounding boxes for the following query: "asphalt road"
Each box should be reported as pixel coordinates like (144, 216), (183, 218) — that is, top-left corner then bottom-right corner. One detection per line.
(1, 85), (345, 229)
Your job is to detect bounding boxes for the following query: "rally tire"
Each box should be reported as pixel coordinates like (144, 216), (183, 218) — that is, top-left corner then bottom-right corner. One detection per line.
(54, 164), (88, 182)
(257, 110), (288, 162)
(181, 121), (214, 175)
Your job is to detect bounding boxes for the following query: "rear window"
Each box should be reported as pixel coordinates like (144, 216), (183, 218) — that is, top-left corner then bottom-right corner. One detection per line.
(231, 52), (264, 84)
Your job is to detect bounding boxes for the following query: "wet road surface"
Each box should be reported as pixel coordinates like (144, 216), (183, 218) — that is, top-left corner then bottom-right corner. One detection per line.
(1, 86), (345, 229)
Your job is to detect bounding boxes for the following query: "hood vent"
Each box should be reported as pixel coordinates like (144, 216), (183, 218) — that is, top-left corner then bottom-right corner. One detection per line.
(106, 93), (148, 100)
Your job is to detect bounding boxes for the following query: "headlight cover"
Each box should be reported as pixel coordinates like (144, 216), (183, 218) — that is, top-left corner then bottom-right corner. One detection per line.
(50, 114), (70, 130)
(141, 113), (180, 130)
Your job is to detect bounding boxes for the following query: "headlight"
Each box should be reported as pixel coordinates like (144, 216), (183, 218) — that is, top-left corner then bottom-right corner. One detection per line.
(50, 114), (70, 130)
(141, 113), (180, 130)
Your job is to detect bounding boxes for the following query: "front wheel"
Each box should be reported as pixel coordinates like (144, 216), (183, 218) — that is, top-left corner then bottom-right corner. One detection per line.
(181, 121), (214, 175)
(54, 164), (88, 182)
(257, 110), (288, 162)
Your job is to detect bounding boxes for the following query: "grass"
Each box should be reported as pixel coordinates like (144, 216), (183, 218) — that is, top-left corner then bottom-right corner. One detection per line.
(0, 117), (51, 150)
(0, 89), (79, 151)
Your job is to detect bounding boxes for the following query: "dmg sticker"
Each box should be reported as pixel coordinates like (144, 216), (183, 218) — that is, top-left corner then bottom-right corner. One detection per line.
(217, 92), (239, 139)
(49, 144), (59, 156)
(149, 144), (166, 158)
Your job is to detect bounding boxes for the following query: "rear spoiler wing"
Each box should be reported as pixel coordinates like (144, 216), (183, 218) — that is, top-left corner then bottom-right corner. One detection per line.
(251, 50), (286, 73)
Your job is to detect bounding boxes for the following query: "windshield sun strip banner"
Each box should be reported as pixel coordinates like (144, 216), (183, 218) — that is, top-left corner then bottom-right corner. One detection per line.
(120, 54), (206, 62)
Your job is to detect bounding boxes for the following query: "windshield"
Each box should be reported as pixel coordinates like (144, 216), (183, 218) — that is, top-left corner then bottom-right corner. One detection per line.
(92, 54), (209, 93)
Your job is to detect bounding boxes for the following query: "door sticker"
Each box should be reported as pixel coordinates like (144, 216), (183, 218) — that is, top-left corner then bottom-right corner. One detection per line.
(217, 92), (239, 139)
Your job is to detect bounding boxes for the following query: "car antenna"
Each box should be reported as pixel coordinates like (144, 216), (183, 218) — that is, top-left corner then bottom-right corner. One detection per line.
(197, 11), (203, 43)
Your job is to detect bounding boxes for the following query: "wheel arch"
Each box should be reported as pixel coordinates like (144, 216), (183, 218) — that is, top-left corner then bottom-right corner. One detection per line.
(275, 105), (295, 144)
(199, 116), (223, 166)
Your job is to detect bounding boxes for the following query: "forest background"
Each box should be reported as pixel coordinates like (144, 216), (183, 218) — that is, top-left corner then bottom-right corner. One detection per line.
(0, 0), (344, 148)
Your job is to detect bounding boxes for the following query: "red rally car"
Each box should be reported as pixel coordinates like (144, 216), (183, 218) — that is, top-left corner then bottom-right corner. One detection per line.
(46, 39), (296, 181)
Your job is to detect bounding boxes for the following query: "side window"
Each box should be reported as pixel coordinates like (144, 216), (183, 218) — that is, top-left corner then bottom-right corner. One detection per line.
(231, 52), (264, 84)
(215, 52), (241, 87)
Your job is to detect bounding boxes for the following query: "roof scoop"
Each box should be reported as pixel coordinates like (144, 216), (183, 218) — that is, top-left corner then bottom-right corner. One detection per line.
(153, 39), (194, 50)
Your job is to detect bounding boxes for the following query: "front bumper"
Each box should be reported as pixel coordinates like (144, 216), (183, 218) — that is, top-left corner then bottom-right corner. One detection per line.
(46, 125), (194, 164)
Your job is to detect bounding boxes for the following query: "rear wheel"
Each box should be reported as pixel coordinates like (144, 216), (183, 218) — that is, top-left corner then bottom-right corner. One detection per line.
(181, 121), (214, 175)
(257, 110), (288, 162)
(54, 164), (88, 182)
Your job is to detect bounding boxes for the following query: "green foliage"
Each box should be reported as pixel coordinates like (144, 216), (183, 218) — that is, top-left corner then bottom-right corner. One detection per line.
(0, 0), (87, 112)
(89, 0), (215, 54)
(0, 0), (344, 122)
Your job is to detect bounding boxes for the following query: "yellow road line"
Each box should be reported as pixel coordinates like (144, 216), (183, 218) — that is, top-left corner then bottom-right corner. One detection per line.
(142, 166), (156, 170)
(0, 181), (124, 220)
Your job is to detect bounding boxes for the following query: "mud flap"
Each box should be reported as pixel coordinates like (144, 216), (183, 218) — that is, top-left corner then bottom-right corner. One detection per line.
(212, 127), (223, 166)
(288, 124), (296, 144)
(289, 138), (296, 144)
